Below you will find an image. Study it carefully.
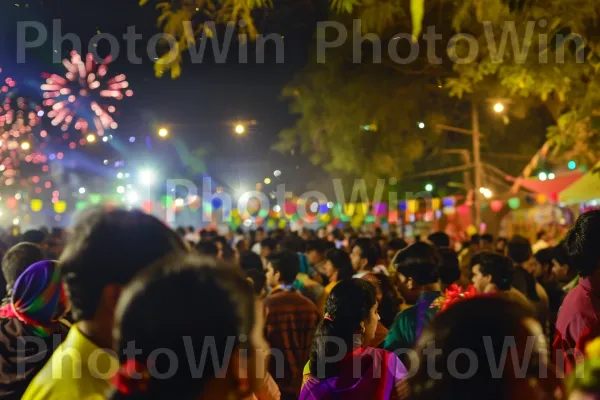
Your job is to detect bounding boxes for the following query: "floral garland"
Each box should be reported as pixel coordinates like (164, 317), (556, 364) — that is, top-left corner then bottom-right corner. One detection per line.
(430, 284), (479, 312)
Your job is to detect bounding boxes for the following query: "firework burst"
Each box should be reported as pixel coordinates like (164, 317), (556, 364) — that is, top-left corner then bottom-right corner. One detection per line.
(41, 51), (133, 136)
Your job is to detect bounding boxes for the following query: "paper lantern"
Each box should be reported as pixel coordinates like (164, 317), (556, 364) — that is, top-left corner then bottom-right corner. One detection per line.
(432, 198), (441, 211)
(267, 219), (276, 229)
(508, 197), (520, 210)
(374, 202), (387, 216)
(537, 194), (548, 205)
(54, 200), (67, 214)
(319, 204), (329, 214)
(30, 199), (43, 212)
(141, 200), (153, 214)
(457, 204), (470, 216)
(442, 197), (455, 207)
(388, 209), (398, 223)
(466, 225), (478, 236)
(407, 200), (418, 214)
(278, 219), (287, 229)
(443, 206), (456, 215)
(343, 203), (356, 216)
(6, 197), (17, 210)
(284, 201), (297, 216)
(490, 200), (503, 212)
(399, 201), (407, 212)
(258, 208), (269, 218)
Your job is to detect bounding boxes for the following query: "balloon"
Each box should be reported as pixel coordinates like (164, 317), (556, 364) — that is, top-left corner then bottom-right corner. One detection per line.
(491, 200), (503, 212)
(466, 225), (478, 236)
(508, 197), (520, 210)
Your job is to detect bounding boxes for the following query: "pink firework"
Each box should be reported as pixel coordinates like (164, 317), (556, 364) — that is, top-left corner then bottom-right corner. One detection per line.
(41, 51), (133, 136)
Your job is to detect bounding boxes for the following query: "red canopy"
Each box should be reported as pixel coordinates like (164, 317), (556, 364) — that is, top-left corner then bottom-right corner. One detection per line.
(514, 172), (584, 202)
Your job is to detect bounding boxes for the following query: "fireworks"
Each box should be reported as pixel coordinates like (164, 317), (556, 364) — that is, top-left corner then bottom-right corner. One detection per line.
(41, 51), (133, 136)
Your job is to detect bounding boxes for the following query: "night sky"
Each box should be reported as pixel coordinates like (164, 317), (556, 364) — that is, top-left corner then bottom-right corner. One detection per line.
(0, 0), (326, 194)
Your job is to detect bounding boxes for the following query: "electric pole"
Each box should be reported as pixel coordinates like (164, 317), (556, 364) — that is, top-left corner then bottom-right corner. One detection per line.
(472, 101), (483, 229)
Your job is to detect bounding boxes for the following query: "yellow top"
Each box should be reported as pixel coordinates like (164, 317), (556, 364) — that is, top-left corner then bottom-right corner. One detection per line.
(22, 323), (119, 400)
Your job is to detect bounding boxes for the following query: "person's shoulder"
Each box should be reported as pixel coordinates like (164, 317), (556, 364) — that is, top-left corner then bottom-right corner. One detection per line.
(21, 363), (71, 400)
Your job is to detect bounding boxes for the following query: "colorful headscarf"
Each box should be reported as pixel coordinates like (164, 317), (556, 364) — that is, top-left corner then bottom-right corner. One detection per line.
(0, 260), (70, 337)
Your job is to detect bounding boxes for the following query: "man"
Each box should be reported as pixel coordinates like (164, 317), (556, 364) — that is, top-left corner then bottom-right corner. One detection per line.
(471, 251), (531, 308)
(554, 210), (600, 374)
(22, 208), (187, 400)
(20, 230), (49, 258)
(479, 233), (494, 251)
(532, 230), (551, 254)
(305, 239), (328, 280)
(427, 232), (450, 248)
(1, 242), (44, 300)
(251, 227), (266, 255)
(350, 238), (378, 278)
(384, 242), (441, 359)
(265, 249), (319, 400)
(386, 238), (408, 265)
(508, 235), (548, 304)
(259, 238), (277, 269)
(552, 241), (578, 293)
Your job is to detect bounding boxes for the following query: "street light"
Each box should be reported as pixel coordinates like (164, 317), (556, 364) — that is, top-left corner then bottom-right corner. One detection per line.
(418, 122), (425, 129)
(21, 141), (30, 150)
(425, 183), (434, 192)
(158, 128), (169, 138)
(86, 134), (96, 143)
(493, 102), (505, 113)
(139, 169), (156, 186)
(235, 124), (245, 135)
(274, 170), (281, 177)
(538, 172), (548, 181)
(78, 187), (86, 194)
(264, 177), (272, 184)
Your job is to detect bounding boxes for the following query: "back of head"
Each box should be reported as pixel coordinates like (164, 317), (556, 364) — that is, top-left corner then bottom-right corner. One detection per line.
(437, 247), (460, 285)
(471, 251), (514, 291)
(60, 207), (187, 321)
(393, 242), (440, 285)
(552, 241), (570, 266)
(110, 254), (255, 400)
(2, 242), (44, 291)
(534, 247), (554, 267)
(260, 238), (277, 252)
(408, 296), (537, 399)
(21, 230), (46, 245)
(267, 249), (300, 285)
(325, 248), (353, 281)
(195, 241), (219, 257)
(565, 210), (600, 277)
(309, 279), (377, 378)
(305, 239), (327, 255)
(388, 238), (408, 253)
(239, 251), (263, 273)
(480, 233), (494, 244)
(507, 235), (532, 264)
(428, 232), (450, 248)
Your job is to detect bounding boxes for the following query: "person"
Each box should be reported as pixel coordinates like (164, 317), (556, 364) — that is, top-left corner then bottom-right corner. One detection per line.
(386, 238), (408, 265)
(427, 232), (450, 248)
(265, 250), (320, 399)
(470, 251), (532, 309)
(106, 253), (278, 400)
(317, 248), (354, 314)
(21, 230), (49, 257)
(240, 250), (264, 273)
(552, 241), (578, 293)
(479, 233), (494, 251)
(495, 236), (508, 254)
(533, 229), (551, 254)
(457, 234), (480, 287)
(246, 268), (268, 299)
(1, 242), (44, 301)
(22, 208), (188, 400)
(0, 261), (71, 399)
(251, 227), (266, 255)
(437, 247), (460, 291)
(508, 235), (547, 304)
(555, 210), (600, 374)
(301, 279), (407, 400)
(305, 239), (328, 282)
(260, 238), (277, 268)
(384, 242), (441, 359)
(404, 296), (560, 399)
(535, 247), (565, 339)
(195, 240), (219, 257)
(350, 238), (378, 278)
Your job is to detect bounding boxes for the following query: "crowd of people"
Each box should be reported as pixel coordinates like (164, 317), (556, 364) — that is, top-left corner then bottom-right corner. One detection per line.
(0, 207), (599, 399)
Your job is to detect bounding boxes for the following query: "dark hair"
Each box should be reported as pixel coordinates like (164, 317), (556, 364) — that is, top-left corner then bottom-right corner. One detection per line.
(507, 235), (532, 264)
(239, 251), (263, 273)
(480, 233), (494, 244)
(471, 251), (514, 291)
(280, 235), (305, 253)
(353, 238), (378, 268)
(428, 232), (450, 248)
(2, 242), (44, 290)
(109, 254), (254, 400)
(305, 239), (328, 254)
(363, 273), (401, 328)
(407, 297), (539, 399)
(565, 210), (600, 277)
(325, 249), (353, 281)
(260, 238), (277, 252)
(536, 230), (547, 241)
(309, 279), (377, 378)
(393, 242), (440, 285)
(534, 247), (554, 267)
(245, 268), (266, 296)
(267, 249), (300, 284)
(437, 247), (460, 285)
(221, 244), (235, 262)
(552, 241), (570, 266)
(470, 234), (481, 245)
(195, 241), (219, 257)
(388, 238), (408, 253)
(21, 230), (46, 245)
(60, 208), (187, 321)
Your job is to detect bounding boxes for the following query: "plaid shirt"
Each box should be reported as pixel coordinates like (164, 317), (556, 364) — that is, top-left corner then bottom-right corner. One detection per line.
(264, 287), (320, 397)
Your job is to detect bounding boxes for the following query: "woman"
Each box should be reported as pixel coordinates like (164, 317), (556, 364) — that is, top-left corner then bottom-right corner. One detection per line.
(108, 254), (277, 400)
(301, 279), (407, 400)
(0, 260), (70, 399)
(404, 296), (561, 400)
(317, 249), (354, 313)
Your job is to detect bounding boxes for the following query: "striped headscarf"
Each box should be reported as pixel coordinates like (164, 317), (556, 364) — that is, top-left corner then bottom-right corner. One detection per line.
(0, 260), (70, 337)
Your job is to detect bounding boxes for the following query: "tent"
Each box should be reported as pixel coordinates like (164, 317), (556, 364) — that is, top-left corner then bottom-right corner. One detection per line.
(513, 172), (584, 202)
(559, 162), (600, 204)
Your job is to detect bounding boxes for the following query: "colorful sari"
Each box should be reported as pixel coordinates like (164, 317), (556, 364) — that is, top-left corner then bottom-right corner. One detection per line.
(300, 347), (407, 400)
